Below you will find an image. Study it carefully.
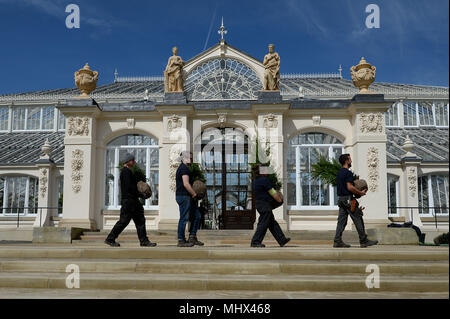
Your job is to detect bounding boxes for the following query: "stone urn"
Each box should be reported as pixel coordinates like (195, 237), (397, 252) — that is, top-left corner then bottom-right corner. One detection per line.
(350, 57), (376, 94)
(74, 63), (99, 98)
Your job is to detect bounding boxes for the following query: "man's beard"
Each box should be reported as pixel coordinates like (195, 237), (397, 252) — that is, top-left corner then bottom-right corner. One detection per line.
(348, 162), (352, 168)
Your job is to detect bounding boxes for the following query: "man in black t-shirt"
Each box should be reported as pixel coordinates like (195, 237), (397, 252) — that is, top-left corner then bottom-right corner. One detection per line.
(333, 154), (378, 248)
(175, 151), (204, 247)
(105, 153), (157, 247)
(251, 165), (290, 248)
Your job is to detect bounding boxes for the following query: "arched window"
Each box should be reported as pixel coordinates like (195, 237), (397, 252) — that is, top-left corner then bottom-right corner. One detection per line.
(287, 132), (343, 209)
(0, 175), (39, 216)
(418, 174), (449, 216)
(104, 134), (159, 209)
(184, 58), (262, 100)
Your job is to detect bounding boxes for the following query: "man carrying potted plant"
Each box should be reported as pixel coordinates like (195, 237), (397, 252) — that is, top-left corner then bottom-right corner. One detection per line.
(334, 154), (378, 248)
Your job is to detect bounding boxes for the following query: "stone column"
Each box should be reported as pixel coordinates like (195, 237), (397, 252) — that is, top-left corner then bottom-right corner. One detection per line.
(253, 99), (290, 230)
(400, 136), (423, 226)
(33, 139), (55, 227)
(57, 98), (101, 230)
(349, 94), (392, 228)
(155, 103), (193, 230)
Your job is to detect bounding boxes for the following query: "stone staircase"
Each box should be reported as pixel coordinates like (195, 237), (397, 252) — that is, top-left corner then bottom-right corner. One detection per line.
(75, 229), (361, 246)
(0, 241), (448, 298)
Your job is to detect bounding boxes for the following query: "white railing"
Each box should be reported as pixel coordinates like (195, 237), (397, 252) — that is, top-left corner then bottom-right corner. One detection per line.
(281, 72), (342, 79)
(115, 76), (164, 82)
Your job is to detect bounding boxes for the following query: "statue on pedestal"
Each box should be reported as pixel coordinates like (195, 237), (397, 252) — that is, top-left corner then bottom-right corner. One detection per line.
(164, 46), (185, 92)
(263, 44), (280, 91)
(350, 57), (376, 94)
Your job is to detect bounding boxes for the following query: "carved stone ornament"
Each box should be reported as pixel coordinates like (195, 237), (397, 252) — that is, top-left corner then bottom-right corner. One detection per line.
(350, 57), (376, 94)
(74, 63), (99, 97)
(67, 117), (90, 136)
(359, 113), (384, 134)
(217, 113), (227, 128)
(41, 138), (52, 160)
(71, 149), (84, 193)
(367, 147), (379, 192)
(127, 118), (135, 129)
(39, 168), (48, 199)
(167, 114), (182, 132)
(263, 113), (278, 129)
(168, 145), (184, 192)
(312, 115), (321, 126)
(407, 167), (417, 198)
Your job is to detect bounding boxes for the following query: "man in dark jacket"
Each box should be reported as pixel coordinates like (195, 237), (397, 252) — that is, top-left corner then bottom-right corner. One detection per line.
(251, 165), (290, 248)
(105, 153), (157, 247)
(333, 154), (378, 248)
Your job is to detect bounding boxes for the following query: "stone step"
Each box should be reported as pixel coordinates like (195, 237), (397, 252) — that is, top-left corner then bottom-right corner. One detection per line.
(1, 287), (448, 299)
(0, 272), (447, 292)
(0, 246), (447, 262)
(0, 259), (447, 276)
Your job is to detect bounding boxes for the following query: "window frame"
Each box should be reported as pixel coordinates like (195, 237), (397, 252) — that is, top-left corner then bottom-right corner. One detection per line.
(103, 136), (159, 211)
(287, 135), (344, 210)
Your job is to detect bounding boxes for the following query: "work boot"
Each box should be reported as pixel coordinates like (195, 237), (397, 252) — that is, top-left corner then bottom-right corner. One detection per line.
(280, 237), (291, 247)
(177, 239), (195, 247)
(360, 239), (378, 248)
(104, 239), (120, 247)
(250, 243), (266, 248)
(333, 241), (351, 248)
(188, 235), (204, 246)
(140, 240), (157, 247)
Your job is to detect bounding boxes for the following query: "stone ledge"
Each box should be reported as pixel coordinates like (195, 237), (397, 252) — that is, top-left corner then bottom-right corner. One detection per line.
(32, 227), (87, 244)
(366, 228), (419, 245)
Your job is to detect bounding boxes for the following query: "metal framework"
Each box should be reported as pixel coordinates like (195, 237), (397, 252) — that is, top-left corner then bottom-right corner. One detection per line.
(185, 58), (262, 101)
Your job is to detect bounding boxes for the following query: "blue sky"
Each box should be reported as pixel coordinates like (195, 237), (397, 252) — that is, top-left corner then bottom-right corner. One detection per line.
(0, 0), (448, 94)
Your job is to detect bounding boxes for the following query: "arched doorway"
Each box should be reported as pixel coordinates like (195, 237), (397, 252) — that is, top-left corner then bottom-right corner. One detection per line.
(197, 127), (255, 229)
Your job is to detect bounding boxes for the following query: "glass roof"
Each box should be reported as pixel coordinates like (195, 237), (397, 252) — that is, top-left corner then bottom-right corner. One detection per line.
(185, 58), (262, 101)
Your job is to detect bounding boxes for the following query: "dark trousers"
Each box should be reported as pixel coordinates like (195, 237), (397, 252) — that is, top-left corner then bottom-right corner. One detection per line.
(176, 195), (201, 241)
(334, 197), (368, 243)
(251, 201), (287, 245)
(106, 199), (149, 244)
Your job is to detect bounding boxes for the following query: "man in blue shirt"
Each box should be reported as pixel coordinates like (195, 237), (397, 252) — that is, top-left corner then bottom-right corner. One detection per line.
(175, 151), (204, 247)
(334, 154), (378, 248)
(251, 165), (290, 248)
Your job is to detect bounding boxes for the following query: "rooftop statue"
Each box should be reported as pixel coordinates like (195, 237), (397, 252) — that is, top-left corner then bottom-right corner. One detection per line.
(263, 44), (280, 91)
(164, 46), (185, 93)
(74, 63), (98, 98)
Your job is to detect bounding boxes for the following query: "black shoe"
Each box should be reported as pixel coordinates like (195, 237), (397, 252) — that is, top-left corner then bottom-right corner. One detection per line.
(177, 239), (195, 247)
(280, 237), (291, 247)
(188, 235), (204, 246)
(333, 241), (351, 248)
(104, 239), (120, 247)
(140, 240), (157, 247)
(251, 243), (266, 248)
(360, 239), (378, 248)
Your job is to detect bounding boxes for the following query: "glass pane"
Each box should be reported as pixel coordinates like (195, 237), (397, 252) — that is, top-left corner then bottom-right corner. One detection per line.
(385, 103), (399, 126)
(0, 177), (4, 214)
(403, 102), (417, 126)
(0, 107), (8, 131)
(58, 111), (66, 130)
(27, 107), (41, 130)
(418, 176), (429, 214)
(417, 101), (434, 126)
(28, 178), (38, 214)
(286, 146), (296, 206)
(435, 102), (449, 126)
(42, 106), (54, 130)
(104, 149), (115, 207)
(57, 177), (64, 215)
(12, 107), (26, 130)
(6, 177), (27, 215)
